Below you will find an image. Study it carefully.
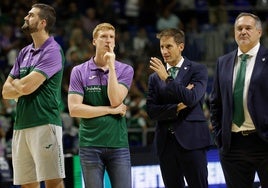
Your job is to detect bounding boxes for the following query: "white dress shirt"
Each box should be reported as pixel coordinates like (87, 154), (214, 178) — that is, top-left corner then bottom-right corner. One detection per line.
(232, 43), (260, 132)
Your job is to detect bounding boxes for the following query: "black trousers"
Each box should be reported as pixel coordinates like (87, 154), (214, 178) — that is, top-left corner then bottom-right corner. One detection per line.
(220, 132), (268, 188)
(159, 132), (208, 188)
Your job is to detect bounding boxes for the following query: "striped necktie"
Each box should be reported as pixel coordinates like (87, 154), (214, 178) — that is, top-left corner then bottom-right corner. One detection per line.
(168, 67), (179, 79)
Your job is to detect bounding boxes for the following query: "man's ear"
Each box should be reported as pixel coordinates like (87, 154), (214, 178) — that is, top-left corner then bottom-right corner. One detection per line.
(179, 43), (184, 51)
(41, 19), (47, 27)
(92, 39), (96, 46)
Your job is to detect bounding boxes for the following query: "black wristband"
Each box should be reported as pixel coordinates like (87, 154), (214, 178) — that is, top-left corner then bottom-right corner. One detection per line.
(165, 76), (174, 83)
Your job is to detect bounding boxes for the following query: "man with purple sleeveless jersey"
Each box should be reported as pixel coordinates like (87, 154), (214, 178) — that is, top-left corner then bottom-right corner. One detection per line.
(2, 4), (65, 188)
(68, 23), (134, 188)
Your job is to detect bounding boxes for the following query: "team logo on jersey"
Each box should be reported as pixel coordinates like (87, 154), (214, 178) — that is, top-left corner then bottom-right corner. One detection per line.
(86, 86), (101, 92)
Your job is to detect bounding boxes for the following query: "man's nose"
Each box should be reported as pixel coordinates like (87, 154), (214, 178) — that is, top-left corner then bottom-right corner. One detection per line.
(241, 28), (247, 33)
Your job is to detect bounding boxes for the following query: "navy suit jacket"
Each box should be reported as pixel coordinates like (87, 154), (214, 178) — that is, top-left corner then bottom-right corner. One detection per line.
(146, 57), (212, 156)
(210, 46), (268, 152)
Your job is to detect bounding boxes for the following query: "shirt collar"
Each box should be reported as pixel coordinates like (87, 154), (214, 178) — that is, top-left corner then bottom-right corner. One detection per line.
(237, 42), (260, 57)
(90, 56), (113, 73)
(30, 36), (53, 52)
(167, 57), (184, 70)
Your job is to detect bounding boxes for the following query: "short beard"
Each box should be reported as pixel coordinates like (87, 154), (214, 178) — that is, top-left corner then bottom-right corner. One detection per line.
(21, 22), (38, 35)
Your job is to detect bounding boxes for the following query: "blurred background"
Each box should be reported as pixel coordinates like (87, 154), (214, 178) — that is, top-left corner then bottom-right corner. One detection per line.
(0, 0), (267, 187)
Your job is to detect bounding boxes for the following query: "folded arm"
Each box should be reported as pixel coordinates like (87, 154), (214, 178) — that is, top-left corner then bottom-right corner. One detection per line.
(2, 71), (46, 99)
(68, 93), (127, 119)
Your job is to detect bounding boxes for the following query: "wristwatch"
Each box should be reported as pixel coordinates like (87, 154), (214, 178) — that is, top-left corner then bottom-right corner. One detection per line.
(165, 75), (174, 83)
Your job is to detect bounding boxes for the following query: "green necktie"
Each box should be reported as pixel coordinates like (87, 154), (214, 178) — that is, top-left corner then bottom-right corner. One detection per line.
(169, 67), (179, 79)
(233, 54), (249, 127)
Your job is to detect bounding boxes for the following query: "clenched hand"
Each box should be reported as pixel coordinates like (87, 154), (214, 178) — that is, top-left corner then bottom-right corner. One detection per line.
(104, 44), (115, 69)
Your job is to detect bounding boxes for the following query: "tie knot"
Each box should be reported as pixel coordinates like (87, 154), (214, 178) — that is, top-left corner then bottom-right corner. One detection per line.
(168, 67), (179, 78)
(169, 67), (179, 73)
(240, 54), (249, 62)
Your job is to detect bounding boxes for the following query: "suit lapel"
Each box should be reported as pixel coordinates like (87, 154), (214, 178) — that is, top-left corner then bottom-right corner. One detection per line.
(249, 47), (268, 91)
(226, 51), (237, 89)
(224, 51), (237, 116)
(176, 58), (190, 79)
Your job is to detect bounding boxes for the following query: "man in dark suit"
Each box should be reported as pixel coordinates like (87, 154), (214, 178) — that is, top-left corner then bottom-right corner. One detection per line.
(210, 12), (268, 188)
(146, 28), (211, 188)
